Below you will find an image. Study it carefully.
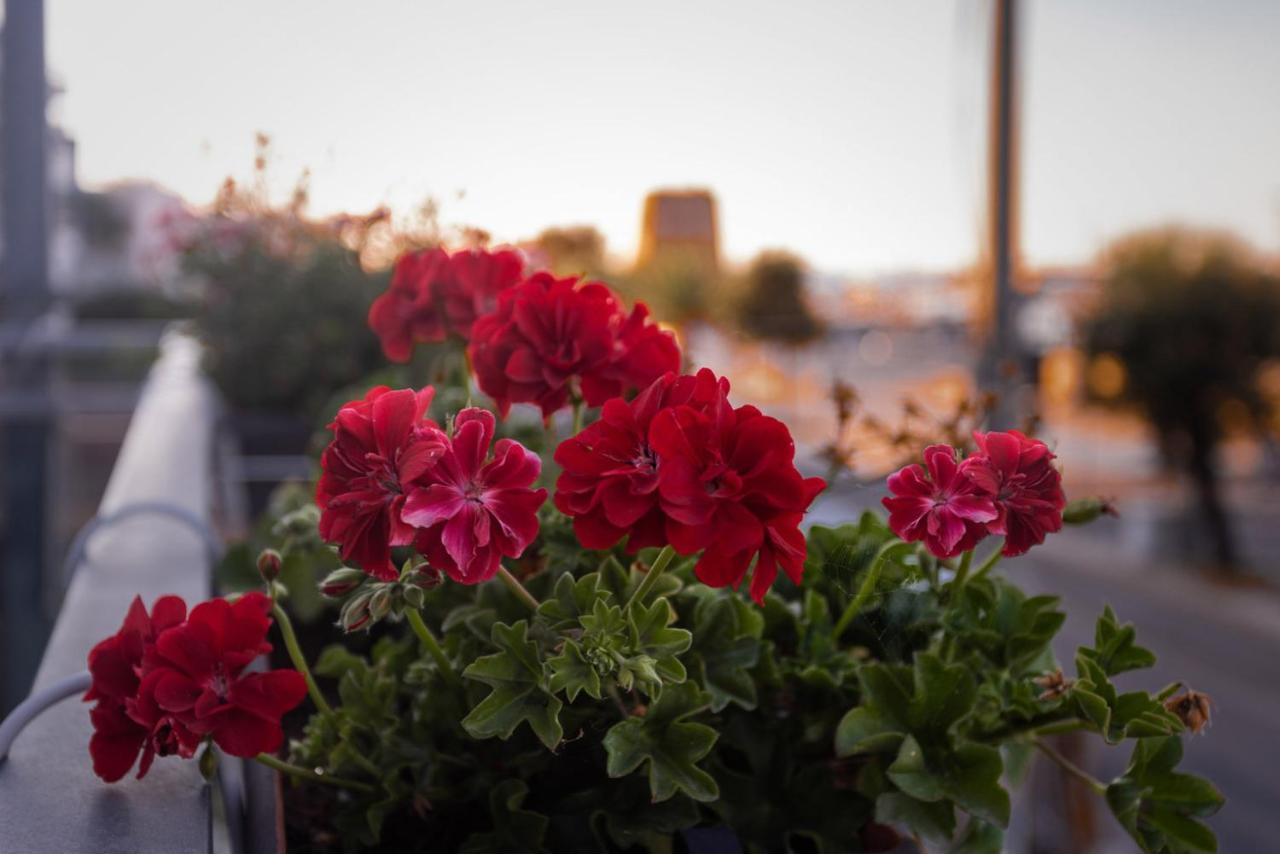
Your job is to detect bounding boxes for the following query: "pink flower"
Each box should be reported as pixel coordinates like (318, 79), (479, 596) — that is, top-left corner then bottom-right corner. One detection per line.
(316, 386), (445, 580)
(553, 371), (722, 552)
(965, 430), (1066, 556)
(402, 408), (547, 584)
(882, 445), (998, 559)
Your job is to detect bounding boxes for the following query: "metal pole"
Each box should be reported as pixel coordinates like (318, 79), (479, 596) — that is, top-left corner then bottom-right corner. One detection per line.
(978, 0), (1023, 429)
(1, 0), (52, 711)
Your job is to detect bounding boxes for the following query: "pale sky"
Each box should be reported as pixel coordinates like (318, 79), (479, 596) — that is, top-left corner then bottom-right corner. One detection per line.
(44, 0), (1280, 275)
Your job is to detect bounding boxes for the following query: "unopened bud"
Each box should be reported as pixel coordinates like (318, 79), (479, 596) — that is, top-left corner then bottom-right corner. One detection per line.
(1063, 497), (1119, 525)
(256, 549), (283, 582)
(369, 587), (394, 622)
(320, 567), (367, 599)
(409, 565), (443, 590)
(198, 745), (218, 781)
(340, 590), (374, 632)
(1033, 669), (1075, 702)
(402, 584), (426, 609)
(1165, 689), (1213, 734)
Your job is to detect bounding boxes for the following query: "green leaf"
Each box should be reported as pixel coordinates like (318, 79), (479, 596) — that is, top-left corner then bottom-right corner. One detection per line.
(1085, 606), (1157, 675)
(1146, 807), (1217, 854)
(459, 779), (551, 854)
(629, 597), (693, 690)
(875, 791), (955, 844)
(1106, 737), (1224, 854)
(951, 818), (1003, 853)
(945, 742), (1011, 827)
(547, 638), (603, 701)
(834, 706), (905, 756)
(908, 652), (977, 736)
(887, 735), (946, 802)
(537, 571), (609, 631)
(602, 682), (719, 803)
(857, 663), (913, 726)
(461, 620), (563, 750)
(1072, 687), (1112, 733)
(686, 592), (763, 712)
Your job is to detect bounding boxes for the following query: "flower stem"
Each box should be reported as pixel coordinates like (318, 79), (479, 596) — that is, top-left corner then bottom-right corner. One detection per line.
(405, 608), (461, 688)
(971, 544), (1004, 582)
(951, 549), (974, 593)
(271, 602), (333, 717)
(571, 400), (584, 436)
(1033, 737), (1106, 796)
(254, 753), (376, 794)
(461, 347), (474, 408)
(497, 566), (541, 611)
(626, 545), (676, 611)
(833, 540), (908, 640)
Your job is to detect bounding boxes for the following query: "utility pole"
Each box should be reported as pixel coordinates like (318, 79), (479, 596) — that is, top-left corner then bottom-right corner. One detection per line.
(977, 0), (1024, 429)
(1, 0), (52, 711)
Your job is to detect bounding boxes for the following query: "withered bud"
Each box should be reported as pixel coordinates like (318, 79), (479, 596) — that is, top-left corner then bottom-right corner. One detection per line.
(1063, 497), (1120, 526)
(1165, 689), (1213, 734)
(256, 549), (283, 582)
(320, 567), (366, 599)
(1033, 669), (1075, 702)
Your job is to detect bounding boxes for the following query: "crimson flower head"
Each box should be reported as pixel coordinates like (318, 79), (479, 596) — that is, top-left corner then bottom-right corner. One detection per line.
(883, 445), (998, 559)
(368, 248), (452, 362)
(468, 272), (680, 418)
(142, 592), (307, 758)
(554, 370), (724, 553)
(317, 386), (445, 580)
(402, 408), (547, 584)
(648, 370), (827, 604)
(368, 247), (525, 361)
(964, 430), (1066, 556)
(84, 595), (192, 782)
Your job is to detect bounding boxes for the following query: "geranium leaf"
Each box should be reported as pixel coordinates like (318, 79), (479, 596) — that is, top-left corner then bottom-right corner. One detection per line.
(874, 791), (955, 844)
(459, 779), (551, 854)
(461, 620), (563, 750)
(834, 706), (905, 756)
(602, 682), (719, 803)
(686, 593), (763, 712)
(546, 638), (603, 701)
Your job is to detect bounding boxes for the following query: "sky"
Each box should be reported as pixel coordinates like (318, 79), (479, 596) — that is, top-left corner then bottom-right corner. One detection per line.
(43, 0), (1280, 276)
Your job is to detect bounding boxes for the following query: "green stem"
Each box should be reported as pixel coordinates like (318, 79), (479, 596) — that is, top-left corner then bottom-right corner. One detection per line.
(254, 753), (376, 794)
(626, 545), (676, 611)
(461, 347), (474, 408)
(497, 566), (541, 611)
(405, 608), (461, 688)
(833, 540), (904, 640)
(572, 399), (584, 436)
(271, 603), (333, 717)
(951, 549), (974, 594)
(971, 544), (1004, 582)
(1033, 737), (1106, 796)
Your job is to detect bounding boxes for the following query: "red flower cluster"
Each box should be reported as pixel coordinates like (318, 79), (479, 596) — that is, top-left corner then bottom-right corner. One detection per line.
(882, 430), (1065, 559)
(316, 386), (445, 580)
(368, 247), (524, 362)
(84, 593), (306, 781)
(555, 369), (825, 603)
(317, 388), (547, 585)
(469, 272), (680, 418)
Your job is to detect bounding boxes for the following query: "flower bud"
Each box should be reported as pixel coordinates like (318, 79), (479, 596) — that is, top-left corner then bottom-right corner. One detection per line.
(369, 587), (394, 623)
(408, 565), (443, 590)
(256, 549), (283, 582)
(320, 567), (366, 599)
(1165, 689), (1212, 734)
(1063, 497), (1119, 525)
(402, 584), (426, 609)
(340, 590), (374, 632)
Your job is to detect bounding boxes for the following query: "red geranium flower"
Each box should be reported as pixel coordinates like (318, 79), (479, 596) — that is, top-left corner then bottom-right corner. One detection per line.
(553, 370), (723, 552)
(964, 430), (1066, 556)
(368, 248), (452, 362)
(368, 248), (524, 362)
(648, 369), (827, 604)
(468, 273), (679, 418)
(84, 594), (191, 782)
(882, 444), (998, 559)
(441, 248), (524, 338)
(143, 592), (307, 758)
(317, 386), (445, 580)
(402, 408), (548, 583)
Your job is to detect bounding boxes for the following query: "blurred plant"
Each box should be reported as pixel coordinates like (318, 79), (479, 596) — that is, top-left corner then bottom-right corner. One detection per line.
(175, 135), (440, 420)
(734, 250), (824, 346)
(531, 225), (608, 277)
(1081, 227), (1280, 570)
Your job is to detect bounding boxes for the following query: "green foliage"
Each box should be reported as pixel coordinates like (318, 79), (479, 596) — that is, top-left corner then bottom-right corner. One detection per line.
(1105, 737), (1224, 853)
(462, 620), (564, 750)
(603, 682), (720, 803)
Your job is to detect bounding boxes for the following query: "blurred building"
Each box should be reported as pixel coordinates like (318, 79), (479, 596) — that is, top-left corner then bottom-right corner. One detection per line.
(636, 188), (719, 274)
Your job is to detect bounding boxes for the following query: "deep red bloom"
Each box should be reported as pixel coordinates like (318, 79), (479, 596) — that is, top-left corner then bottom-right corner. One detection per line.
(882, 445), (998, 559)
(964, 430), (1066, 556)
(368, 248), (452, 362)
(468, 272), (679, 418)
(317, 386), (446, 580)
(648, 369), (827, 604)
(143, 592), (307, 758)
(402, 408), (548, 584)
(368, 248), (524, 362)
(441, 248), (524, 338)
(84, 595), (191, 782)
(554, 370), (722, 552)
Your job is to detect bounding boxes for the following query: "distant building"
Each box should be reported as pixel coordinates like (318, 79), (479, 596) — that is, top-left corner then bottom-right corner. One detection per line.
(636, 189), (719, 273)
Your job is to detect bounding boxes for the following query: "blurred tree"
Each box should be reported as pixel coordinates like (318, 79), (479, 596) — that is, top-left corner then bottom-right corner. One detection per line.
(735, 250), (824, 345)
(533, 225), (607, 277)
(1081, 227), (1280, 570)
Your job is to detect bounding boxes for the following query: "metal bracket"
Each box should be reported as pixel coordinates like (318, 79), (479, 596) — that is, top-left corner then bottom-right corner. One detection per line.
(0, 670), (92, 764)
(61, 501), (224, 585)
